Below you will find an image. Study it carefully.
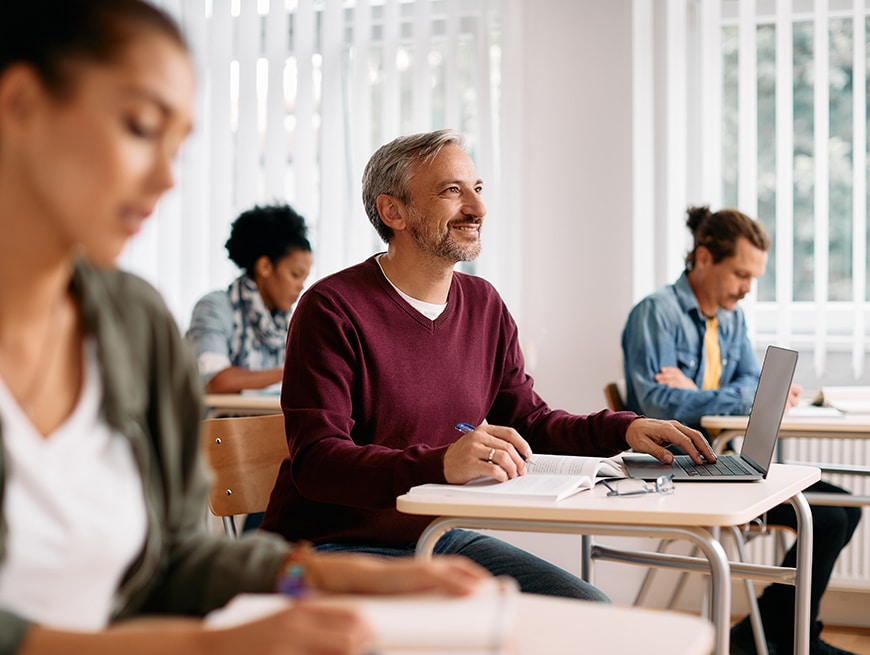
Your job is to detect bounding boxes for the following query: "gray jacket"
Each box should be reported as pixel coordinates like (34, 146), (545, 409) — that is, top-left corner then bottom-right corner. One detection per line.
(0, 261), (291, 654)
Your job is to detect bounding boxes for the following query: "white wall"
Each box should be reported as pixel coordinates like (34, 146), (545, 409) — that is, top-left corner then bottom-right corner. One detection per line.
(514, 0), (635, 414)
(486, 0), (646, 606)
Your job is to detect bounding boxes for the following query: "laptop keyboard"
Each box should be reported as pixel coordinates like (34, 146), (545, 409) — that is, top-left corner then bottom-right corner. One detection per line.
(674, 455), (756, 477)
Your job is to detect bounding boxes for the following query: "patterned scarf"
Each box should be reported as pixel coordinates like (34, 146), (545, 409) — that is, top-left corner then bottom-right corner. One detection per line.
(227, 275), (291, 370)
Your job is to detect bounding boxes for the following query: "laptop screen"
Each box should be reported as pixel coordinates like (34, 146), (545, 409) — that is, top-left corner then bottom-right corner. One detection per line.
(740, 345), (799, 473)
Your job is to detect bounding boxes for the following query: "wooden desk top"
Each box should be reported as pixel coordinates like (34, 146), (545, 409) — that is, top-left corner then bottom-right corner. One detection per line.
(203, 393), (281, 412)
(397, 463), (819, 527)
(702, 411), (870, 436)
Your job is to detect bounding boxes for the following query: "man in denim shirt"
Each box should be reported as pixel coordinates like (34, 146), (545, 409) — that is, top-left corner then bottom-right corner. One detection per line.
(621, 206), (860, 655)
(621, 207), (800, 430)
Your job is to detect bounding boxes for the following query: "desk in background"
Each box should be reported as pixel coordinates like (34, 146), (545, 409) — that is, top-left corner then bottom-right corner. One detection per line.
(397, 463), (818, 655)
(702, 410), (870, 441)
(701, 411), (870, 506)
(203, 393), (281, 418)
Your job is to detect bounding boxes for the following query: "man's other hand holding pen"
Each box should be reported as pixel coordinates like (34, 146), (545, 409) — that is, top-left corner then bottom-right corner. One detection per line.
(442, 421), (534, 484)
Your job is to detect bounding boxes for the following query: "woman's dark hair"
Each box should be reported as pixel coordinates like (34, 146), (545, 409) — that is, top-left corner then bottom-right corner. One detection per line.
(225, 204), (312, 276)
(0, 0), (187, 96)
(684, 206), (771, 271)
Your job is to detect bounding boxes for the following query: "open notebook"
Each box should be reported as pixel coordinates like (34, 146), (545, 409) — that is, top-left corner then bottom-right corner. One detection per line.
(205, 577), (519, 654)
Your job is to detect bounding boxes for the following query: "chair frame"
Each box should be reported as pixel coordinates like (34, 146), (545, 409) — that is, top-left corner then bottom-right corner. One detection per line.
(603, 380), (627, 412)
(200, 413), (288, 537)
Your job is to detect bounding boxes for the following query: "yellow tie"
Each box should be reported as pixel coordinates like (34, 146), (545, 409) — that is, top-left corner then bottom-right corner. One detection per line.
(702, 316), (721, 390)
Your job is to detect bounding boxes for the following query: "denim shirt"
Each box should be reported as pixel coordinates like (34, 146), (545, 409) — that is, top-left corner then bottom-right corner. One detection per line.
(621, 271), (759, 430)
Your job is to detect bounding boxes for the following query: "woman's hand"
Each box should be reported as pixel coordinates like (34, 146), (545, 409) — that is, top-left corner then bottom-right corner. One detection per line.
(207, 603), (375, 655)
(20, 607), (374, 655)
(305, 552), (490, 597)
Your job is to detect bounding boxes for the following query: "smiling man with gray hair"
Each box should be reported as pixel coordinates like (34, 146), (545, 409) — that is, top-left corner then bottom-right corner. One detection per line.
(263, 129), (714, 601)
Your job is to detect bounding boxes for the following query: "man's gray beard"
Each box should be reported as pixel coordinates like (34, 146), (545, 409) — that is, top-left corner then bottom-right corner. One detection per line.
(408, 215), (481, 263)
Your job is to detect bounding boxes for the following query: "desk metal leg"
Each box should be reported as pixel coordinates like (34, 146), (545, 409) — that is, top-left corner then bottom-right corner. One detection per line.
(790, 492), (813, 655)
(413, 517), (732, 655)
(580, 534), (593, 583)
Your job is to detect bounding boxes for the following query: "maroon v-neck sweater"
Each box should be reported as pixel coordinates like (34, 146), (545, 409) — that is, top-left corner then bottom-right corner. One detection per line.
(262, 256), (637, 545)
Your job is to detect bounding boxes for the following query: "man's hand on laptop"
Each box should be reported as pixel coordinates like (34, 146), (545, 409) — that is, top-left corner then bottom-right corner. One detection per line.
(625, 418), (717, 465)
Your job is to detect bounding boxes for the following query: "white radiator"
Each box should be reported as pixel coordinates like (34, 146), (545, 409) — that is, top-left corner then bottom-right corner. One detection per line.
(747, 438), (870, 592)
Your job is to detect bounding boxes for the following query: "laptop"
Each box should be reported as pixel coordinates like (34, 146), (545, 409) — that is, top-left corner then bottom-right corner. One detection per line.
(622, 345), (798, 482)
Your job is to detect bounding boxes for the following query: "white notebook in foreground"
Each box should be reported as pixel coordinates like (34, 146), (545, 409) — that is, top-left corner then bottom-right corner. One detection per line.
(408, 454), (625, 502)
(205, 578), (519, 654)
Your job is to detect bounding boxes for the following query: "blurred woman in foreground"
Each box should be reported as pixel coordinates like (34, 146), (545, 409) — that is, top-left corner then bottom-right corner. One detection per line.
(0, 2), (487, 654)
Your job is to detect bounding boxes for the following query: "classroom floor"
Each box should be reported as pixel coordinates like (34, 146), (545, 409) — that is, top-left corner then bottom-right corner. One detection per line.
(822, 625), (870, 655)
(725, 618), (870, 655)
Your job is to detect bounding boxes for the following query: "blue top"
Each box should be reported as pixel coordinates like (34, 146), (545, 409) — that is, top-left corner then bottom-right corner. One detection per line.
(621, 271), (759, 430)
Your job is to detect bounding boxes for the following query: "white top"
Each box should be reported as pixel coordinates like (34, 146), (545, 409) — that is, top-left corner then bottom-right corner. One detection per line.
(0, 340), (147, 630)
(376, 254), (447, 320)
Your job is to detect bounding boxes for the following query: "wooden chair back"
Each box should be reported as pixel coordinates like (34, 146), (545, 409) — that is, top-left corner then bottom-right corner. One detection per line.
(603, 380), (627, 412)
(200, 413), (287, 536)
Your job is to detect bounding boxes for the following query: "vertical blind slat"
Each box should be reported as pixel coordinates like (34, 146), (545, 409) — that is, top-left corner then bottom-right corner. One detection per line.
(236, 2), (261, 210)
(775, 0), (795, 347)
(851, 0), (867, 376)
(412, 0), (431, 131)
(293, 0), (316, 222)
(813, 0), (831, 375)
(176, 1), (213, 321)
(208, 0), (236, 286)
(631, 0), (656, 301)
(445, 0), (461, 131)
(319, 0), (347, 277)
(737, 0), (758, 215)
(737, 0), (760, 342)
(665, 0), (688, 281)
(699, 0), (723, 209)
(264, 0), (289, 200)
(381, 0), (401, 143)
(350, 1), (376, 262)
(474, 0), (500, 283)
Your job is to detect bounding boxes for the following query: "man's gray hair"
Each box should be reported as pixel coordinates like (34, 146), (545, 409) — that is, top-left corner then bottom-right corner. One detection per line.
(361, 129), (465, 243)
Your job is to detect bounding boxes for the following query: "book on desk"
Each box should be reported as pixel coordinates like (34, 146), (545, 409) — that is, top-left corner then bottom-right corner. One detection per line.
(811, 386), (870, 414)
(408, 454), (625, 502)
(206, 578), (519, 654)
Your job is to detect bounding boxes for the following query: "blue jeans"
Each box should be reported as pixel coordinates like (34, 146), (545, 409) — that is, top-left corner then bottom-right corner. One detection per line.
(314, 529), (610, 602)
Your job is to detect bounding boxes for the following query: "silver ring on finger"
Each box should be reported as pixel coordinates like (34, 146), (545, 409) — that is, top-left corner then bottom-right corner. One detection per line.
(487, 448), (496, 463)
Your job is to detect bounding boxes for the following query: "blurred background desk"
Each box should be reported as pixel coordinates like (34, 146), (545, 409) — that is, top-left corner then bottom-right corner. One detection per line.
(703, 411), (870, 443)
(203, 393), (281, 418)
(701, 412), (870, 507)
